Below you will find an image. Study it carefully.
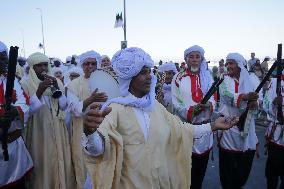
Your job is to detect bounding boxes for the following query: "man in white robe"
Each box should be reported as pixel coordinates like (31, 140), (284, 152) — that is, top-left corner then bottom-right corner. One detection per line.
(21, 52), (75, 189)
(66, 50), (107, 189)
(158, 61), (177, 113)
(81, 47), (237, 189)
(263, 73), (284, 189)
(218, 53), (260, 189)
(172, 45), (214, 189)
(0, 41), (32, 189)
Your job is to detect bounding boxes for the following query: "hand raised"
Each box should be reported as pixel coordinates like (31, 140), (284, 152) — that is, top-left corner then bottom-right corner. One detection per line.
(90, 88), (108, 103)
(83, 103), (112, 135)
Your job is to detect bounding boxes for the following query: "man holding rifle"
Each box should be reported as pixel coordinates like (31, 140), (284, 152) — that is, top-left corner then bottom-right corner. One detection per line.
(172, 45), (214, 189)
(218, 52), (260, 189)
(263, 45), (284, 189)
(0, 41), (32, 189)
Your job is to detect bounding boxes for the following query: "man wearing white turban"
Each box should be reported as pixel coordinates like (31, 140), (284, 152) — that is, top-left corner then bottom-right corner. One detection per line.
(52, 66), (64, 84)
(20, 52), (75, 189)
(0, 41), (32, 189)
(66, 50), (107, 189)
(101, 55), (111, 68)
(81, 47), (237, 189)
(64, 66), (83, 133)
(218, 52), (260, 189)
(263, 71), (284, 189)
(157, 61), (178, 113)
(171, 45), (215, 189)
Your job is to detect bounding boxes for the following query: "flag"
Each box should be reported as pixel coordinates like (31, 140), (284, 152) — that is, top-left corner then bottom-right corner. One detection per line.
(114, 12), (123, 28)
(38, 43), (44, 49)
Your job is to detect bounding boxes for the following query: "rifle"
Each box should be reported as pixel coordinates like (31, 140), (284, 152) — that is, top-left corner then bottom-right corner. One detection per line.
(1, 46), (18, 161)
(276, 44), (284, 124)
(201, 76), (224, 104)
(237, 44), (282, 131)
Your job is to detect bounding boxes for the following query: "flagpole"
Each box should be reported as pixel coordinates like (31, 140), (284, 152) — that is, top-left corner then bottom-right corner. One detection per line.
(123, 0), (127, 42)
(36, 8), (46, 55)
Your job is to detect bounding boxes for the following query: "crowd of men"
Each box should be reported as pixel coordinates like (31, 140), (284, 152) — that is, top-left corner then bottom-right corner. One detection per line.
(0, 40), (283, 189)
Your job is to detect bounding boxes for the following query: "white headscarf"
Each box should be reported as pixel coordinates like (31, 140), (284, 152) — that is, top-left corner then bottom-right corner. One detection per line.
(226, 53), (253, 93)
(78, 50), (101, 69)
(0, 41), (8, 55)
(101, 55), (110, 61)
(26, 52), (52, 96)
(184, 45), (212, 95)
(65, 56), (72, 65)
(102, 47), (157, 112)
(158, 61), (178, 74)
(18, 56), (27, 61)
(52, 66), (63, 76)
(67, 66), (84, 76)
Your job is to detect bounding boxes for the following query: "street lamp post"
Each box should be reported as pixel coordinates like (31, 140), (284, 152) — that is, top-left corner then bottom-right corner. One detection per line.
(36, 8), (46, 54)
(19, 29), (26, 57)
(121, 0), (127, 49)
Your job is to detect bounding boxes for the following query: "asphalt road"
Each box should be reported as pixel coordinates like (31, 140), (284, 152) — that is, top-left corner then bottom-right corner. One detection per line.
(202, 125), (268, 189)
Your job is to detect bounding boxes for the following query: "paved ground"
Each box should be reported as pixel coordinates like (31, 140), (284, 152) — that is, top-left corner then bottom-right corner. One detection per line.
(202, 125), (268, 189)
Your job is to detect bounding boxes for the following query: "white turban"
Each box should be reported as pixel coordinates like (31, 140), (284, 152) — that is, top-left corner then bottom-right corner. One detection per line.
(18, 56), (27, 61)
(52, 66), (63, 76)
(0, 41), (8, 55)
(26, 52), (53, 96)
(183, 45), (212, 95)
(78, 50), (101, 68)
(66, 56), (72, 62)
(102, 47), (157, 112)
(226, 53), (253, 93)
(67, 66), (84, 76)
(101, 55), (110, 60)
(158, 61), (178, 73)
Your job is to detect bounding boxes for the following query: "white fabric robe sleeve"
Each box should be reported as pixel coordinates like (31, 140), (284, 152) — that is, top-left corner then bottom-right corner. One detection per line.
(58, 95), (68, 110)
(67, 90), (84, 117)
(83, 113), (213, 157)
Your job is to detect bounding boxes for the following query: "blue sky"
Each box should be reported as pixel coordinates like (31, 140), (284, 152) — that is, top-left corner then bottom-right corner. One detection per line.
(1, 0), (283, 62)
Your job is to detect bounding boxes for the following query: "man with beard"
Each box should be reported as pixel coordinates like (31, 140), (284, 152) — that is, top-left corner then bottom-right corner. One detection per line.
(66, 50), (107, 189)
(20, 52), (75, 189)
(158, 61), (177, 113)
(172, 45), (214, 189)
(218, 53), (259, 189)
(80, 47), (237, 189)
(0, 41), (32, 189)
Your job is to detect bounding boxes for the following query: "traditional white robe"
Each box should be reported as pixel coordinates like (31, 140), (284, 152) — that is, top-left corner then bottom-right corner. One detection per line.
(67, 76), (90, 189)
(218, 74), (259, 152)
(161, 83), (174, 113)
(172, 70), (214, 155)
(263, 78), (284, 147)
(83, 101), (214, 189)
(21, 78), (75, 189)
(0, 76), (33, 188)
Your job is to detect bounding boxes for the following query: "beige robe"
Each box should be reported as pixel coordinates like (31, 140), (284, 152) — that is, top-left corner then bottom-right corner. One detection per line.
(85, 102), (193, 189)
(67, 76), (90, 189)
(21, 79), (75, 189)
